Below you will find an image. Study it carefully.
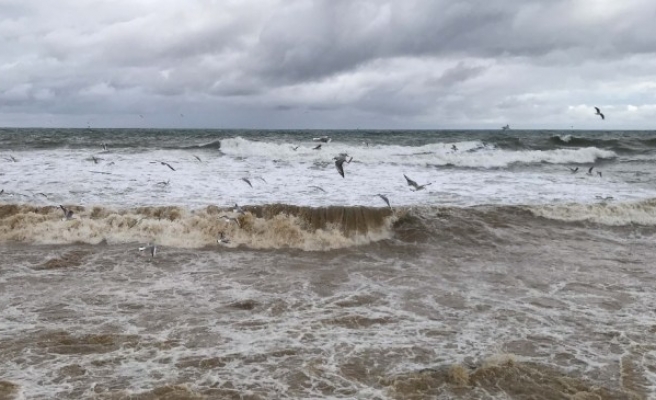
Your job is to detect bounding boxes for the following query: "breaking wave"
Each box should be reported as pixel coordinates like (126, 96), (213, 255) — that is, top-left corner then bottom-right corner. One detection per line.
(0, 204), (395, 251)
(2, 199), (656, 250)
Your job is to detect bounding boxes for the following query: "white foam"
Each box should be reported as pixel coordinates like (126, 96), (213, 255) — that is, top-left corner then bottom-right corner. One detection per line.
(0, 138), (641, 211)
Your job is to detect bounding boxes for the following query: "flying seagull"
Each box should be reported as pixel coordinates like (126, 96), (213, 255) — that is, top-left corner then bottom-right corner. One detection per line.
(569, 167), (579, 173)
(291, 145), (299, 151)
(312, 144), (322, 150)
(403, 174), (432, 191)
(587, 166), (594, 175)
(217, 232), (230, 245)
(160, 161), (176, 171)
(594, 107), (605, 120)
(193, 155), (202, 162)
(597, 171), (602, 177)
(219, 215), (242, 228)
(376, 194), (392, 209)
(6, 155), (18, 162)
(309, 185), (326, 193)
(59, 205), (74, 220)
(138, 243), (157, 258)
(102, 142), (107, 151)
(313, 136), (332, 143)
(451, 145), (458, 151)
(334, 158), (347, 178)
(241, 177), (253, 188)
(90, 156), (102, 164)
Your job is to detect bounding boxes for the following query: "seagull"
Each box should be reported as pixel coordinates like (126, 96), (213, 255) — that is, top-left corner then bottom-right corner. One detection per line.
(90, 156), (101, 164)
(335, 158), (347, 178)
(233, 204), (245, 215)
(403, 174), (432, 191)
(6, 155), (18, 162)
(597, 171), (602, 177)
(256, 176), (268, 184)
(313, 136), (331, 143)
(309, 185), (326, 193)
(451, 145), (458, 151)
(587, 166), (594, 175)
(101, 143), (107, 151)
(594, 107), (605, 120)
(0, 189), (4, 195)
(312, 144), (322, 150)
(241, 177), (253, 188)
(59, 205), (74, 220)
(219, 215), (242, 228)
(217, 232), (230, 245)
(291, 145), (299, 151)
(138, 243), (157, 258)
(376, 194), (392, 209)
(34, 193), (48, 198)
(569, 167), (579, 173)
(160, 161), (176, 171)
(193, 155), (202, 162)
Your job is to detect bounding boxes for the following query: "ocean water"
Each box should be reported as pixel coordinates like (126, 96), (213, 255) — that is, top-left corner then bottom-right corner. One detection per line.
(1, 128), (656, 399)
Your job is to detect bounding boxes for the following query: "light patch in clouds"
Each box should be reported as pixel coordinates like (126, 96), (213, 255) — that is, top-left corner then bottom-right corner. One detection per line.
(1, 0), (656, 129)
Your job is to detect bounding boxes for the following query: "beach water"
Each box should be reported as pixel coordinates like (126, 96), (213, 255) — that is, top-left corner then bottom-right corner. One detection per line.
(1, 128), (656, 399)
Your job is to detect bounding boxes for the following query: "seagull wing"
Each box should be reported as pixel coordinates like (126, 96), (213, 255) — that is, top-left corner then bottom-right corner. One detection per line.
(161, 162), (176, 171)
(335, 159), (346, 178)
(600, 113), (605, 120)
(377, 194), (391, 208)
(403, 174), (418, 188)
(594, 107), (600, 114)
(588, 166), (594, 174)
(241, 178), (253, 188)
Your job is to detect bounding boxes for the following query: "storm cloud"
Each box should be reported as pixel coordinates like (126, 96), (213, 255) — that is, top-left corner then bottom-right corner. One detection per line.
(1, 0), (655, 129)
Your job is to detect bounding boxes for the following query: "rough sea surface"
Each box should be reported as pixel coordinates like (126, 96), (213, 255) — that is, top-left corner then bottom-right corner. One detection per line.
(1, 128), (656, 399)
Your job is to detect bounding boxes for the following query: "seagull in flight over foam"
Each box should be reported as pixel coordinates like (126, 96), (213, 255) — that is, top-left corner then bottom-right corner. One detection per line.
(6, 155), (18, 162)
(291, 145), (299, 151)
(403, 174), (432, 191)
(312, 144), (322, 150)
(587, 166), (594, 175)
(217, 232), (230, 245)
(138, 243), (157, 258)
(241, 177), (253, 188)
(569, 167), (579, 173)
(160, 161), (176, 171)
(594, 107), (605, 120)
(334, 158), (347, 178)
(193, 155), (202, 162)
(59, 205), (74, 220)
(219, 215), (242, 228)
(376, 194), (392, 209)
(313, 136), (332, 143)
(309, 185), (326, 193)
(101, 142), (107, 151)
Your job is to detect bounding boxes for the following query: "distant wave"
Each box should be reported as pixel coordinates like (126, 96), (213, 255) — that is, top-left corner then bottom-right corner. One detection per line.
(2, 199), (654, 250)
(218, 137), (616, 168)
(179, 140), (222, 150)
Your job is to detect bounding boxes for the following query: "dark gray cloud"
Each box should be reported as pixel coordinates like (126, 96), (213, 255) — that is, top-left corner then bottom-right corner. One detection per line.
(1, 0), (655, 128)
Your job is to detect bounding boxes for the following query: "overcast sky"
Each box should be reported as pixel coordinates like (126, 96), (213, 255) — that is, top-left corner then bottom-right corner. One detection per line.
(1, 0), (655, 129)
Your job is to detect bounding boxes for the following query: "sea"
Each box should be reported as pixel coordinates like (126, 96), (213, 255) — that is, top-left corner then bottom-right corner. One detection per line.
(1, 128), (655, 399)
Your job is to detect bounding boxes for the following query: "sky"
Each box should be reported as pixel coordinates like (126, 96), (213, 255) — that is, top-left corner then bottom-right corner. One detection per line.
(1, 0), (655, 130)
